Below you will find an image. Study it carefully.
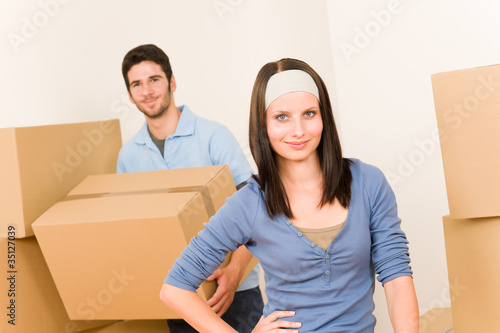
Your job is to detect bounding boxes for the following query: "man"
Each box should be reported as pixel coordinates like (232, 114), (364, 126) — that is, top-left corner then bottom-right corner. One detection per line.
(117, 44), (263, 332)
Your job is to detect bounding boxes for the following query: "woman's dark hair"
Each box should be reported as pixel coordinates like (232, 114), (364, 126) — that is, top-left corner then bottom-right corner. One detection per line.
(249, 58), (352, 219)
(122, 44), (173, 91)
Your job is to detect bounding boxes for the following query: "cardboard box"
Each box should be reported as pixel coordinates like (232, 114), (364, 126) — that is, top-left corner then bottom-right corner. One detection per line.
(442, 215), (500, 333)
(431, 65), (500, 219)
(0, 120), (122, 238)
(0, 236), (115, 332)
(419, 307), (453, 333)
(82, 320), (169, 333)
(32, 165), (258, 320)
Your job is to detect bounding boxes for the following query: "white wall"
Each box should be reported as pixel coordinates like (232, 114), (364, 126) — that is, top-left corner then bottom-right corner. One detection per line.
(4, 0), (500, 331)
(327, 0), (500, 331)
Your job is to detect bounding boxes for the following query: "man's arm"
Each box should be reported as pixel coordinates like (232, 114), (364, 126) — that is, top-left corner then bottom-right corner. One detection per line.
(205, 245), (253, 316)
(206, 124), (256, 315)
(210, 124), (253, 187)
(384, 275), (419, 333)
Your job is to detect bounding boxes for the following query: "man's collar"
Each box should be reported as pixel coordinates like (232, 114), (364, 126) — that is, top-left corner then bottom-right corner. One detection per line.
(134, 105), (195, 145)
(171, 105), (196, 137)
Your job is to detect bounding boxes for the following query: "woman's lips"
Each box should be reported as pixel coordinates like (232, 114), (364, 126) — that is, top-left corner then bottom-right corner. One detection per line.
(286, 140), (308, 149)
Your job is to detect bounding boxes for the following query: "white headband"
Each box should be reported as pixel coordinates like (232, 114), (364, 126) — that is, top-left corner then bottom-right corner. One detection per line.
(265, 69), (319, 109)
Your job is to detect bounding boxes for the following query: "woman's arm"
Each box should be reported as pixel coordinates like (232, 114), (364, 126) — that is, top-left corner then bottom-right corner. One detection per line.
(384, 276), (419, 333)
(160, 283), (302, 333)
(160, 283), (237, 333)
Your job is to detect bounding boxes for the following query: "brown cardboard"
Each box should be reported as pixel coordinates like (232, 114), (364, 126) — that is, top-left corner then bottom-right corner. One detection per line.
(0, 120), (122, 238)
(431, 65), (500, 219)
(419, 307), (453, 333)
(0, 236), (115, 332)
(82, 320), (169, 333)
(32, 165), (258, 320)
(443, 215), (500, 333)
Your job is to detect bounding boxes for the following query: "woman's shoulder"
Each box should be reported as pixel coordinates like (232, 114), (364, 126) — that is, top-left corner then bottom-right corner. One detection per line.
(217, 175), (266, 225)
(225, 175), (264, 206)
(347, 158), (388, 188)
(348, 158), (384, 177)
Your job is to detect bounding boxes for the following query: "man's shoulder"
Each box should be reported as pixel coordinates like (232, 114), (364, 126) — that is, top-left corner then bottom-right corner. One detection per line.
(193, 113), (228, 132)
(119, 125), (147, 154)
(118, 137), (135, 155)
(179, 105), (228, 136)
(191, 116), (237, 144)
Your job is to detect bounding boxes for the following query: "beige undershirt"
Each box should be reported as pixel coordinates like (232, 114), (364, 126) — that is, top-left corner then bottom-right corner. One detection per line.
(296, 222), (345, 251)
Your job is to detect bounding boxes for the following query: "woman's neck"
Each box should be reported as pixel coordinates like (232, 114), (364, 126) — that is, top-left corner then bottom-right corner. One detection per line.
(277, 153), (323, 191)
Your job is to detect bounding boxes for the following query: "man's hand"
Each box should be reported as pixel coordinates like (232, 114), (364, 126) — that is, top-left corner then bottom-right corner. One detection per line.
(206, 265), (239, 316)
(205, 246), (253, 316)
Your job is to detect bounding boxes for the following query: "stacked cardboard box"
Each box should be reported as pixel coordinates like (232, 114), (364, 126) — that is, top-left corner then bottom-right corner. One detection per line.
(0, 120), (122, 238)
(82, 320), (170, 333)
(432, 64), (500, 332)
(32, 165), (258, 320)
(0, 237), (116, 332)
(419, 307), (453, 333)
(0, 120), (122, 332)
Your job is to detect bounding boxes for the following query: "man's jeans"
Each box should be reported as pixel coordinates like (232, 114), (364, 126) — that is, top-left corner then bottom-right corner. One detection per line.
(167, 286), (264, 333)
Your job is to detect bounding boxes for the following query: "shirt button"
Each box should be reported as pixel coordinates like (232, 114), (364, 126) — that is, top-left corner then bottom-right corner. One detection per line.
(325, 270), (330, 275)
(297, 232), (303, 237)
(326, 255), (330, 259)
(286, 221), (291, 225)
(310, 243), (316, 247)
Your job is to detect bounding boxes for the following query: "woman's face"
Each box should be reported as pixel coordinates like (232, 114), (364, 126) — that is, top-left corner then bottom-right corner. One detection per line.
(266, 91), (323, 165)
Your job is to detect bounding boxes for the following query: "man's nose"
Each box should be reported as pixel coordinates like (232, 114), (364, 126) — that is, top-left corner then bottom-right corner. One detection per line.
(142, 83), (153, 96)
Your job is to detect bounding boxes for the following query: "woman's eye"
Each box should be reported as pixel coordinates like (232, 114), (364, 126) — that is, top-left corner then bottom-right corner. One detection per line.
(304, 111), (315, 118)
(276, 114), (288, 121)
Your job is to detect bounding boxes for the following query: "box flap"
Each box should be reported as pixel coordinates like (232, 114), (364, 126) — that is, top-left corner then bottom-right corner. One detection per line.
(69, 165), (231, 196)
(32, 192), (200, 226)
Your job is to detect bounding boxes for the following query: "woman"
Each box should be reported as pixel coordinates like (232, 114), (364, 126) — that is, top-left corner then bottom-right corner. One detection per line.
(160, 58), (418, 332)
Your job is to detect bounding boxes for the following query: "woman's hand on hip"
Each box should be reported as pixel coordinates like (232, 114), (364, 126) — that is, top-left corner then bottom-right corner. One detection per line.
(251, 311), (302, 333)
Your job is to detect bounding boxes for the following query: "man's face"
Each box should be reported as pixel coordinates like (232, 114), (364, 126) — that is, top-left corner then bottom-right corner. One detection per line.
(127, 61), (175, 119)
